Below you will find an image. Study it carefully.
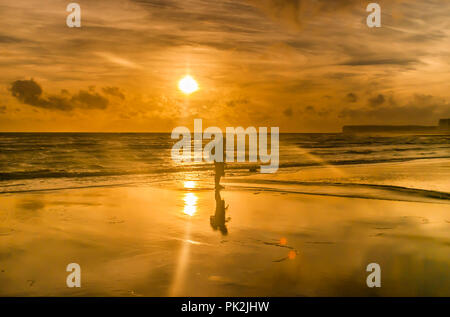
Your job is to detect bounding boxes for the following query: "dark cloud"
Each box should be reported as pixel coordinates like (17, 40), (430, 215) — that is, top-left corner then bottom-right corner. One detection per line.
(298, 105), (329, 117)
(326, 73), (358, 80)
(226, 98), (249, 107)
(282, 79), (318, 93)
(0, 106), (6, 113)
(102, 87), (125, 100)
(11, 79), (45, 107)
(11, 79), (109, 111)
(340, 94), (450, 125)
(247, 0), (361, 29)
(283, 107), (293, 117)
(132, 0), (181, 10)
(0, 34), (24, 43)
(368, 94), (385, 107)
(405, 32), (446, 43)
(341, 58), (420, 67)
(44, 96), (73, 111)
(346, 93), (358, 103)
(71, 91), (109, 110)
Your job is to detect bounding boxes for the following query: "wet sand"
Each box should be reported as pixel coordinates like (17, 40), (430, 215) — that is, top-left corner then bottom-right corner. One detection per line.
(0, 180), (449, 296)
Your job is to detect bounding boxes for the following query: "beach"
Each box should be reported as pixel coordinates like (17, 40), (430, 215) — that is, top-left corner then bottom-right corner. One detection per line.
(1, 158), (449, 297)
(1, 0), (450, 304)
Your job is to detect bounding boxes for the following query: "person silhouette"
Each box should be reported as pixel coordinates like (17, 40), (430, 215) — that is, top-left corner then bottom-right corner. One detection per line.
(212, 144), (225, 189)
(214, 160), (225, 189)
(210, 189), (229, 235)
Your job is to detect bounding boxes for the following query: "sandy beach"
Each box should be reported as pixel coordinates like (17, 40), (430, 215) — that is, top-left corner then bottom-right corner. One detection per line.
(2, 0), (450, 305)
(1, 160), (449, 296)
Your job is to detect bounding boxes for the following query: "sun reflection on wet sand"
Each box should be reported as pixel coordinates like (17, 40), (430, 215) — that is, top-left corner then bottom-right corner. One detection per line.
(183, 193), (198, 216)
(169, 187), (199, 296)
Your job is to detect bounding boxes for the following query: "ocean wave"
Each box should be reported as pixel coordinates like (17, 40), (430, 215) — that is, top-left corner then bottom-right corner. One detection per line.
(2, 175), (449, 204)
(1, 155), (449, 182)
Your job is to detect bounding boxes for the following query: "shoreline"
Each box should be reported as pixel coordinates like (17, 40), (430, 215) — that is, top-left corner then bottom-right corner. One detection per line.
(0, 180), (449, 296)
(1, 157), (450, 195)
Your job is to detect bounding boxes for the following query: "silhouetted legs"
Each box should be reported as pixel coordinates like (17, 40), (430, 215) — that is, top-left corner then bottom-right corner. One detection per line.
(210, 188), (228, 235)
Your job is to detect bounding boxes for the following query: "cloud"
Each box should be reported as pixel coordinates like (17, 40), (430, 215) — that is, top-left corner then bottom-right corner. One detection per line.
(0, 34), (24, 43)
(283, 107), (293, 117)
(341, 58), (420, 67)
(368, 94), (385, 107)
(102, 87), (125, 100)
(0, 106), (6, 113)
(71, 91), (109, 109)
(346, 93), (358, 103)
(226, 97), (249, 107)
(246, 0), (361, 30)
(11, 79), (109, 111)
(1, 0), (449, 132)
(95, 52), (142, 69)
(11, 79), (43, 106)
(340, 94), (450, 125)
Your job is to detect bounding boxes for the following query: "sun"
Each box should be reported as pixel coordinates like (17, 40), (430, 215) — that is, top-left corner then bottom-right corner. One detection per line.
(178, 75), (199, 94)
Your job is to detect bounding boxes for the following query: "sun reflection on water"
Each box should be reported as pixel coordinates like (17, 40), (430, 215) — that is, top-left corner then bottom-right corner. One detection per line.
(183, 181), (196, 189)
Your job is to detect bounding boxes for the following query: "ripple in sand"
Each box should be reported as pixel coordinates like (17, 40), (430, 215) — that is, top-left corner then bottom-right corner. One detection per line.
(0, 228), (15, 236)
(107, 217), (125, 224)
(305, 241), (335, 245)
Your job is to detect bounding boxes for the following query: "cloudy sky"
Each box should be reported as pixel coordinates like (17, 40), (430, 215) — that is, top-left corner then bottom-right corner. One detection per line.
(0, 0), (449, 132)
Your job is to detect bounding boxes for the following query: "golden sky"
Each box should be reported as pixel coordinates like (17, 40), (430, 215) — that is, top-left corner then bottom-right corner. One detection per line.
(0, 0), (449, 132)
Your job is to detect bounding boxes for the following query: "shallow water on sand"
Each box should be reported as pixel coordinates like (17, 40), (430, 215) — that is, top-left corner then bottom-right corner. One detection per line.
(0, 184), (448, 296)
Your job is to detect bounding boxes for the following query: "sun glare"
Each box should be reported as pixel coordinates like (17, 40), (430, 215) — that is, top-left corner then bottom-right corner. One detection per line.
(184, 181), (196, 189)
(183, 193), (198, 216)
(178, 75), (199, 94)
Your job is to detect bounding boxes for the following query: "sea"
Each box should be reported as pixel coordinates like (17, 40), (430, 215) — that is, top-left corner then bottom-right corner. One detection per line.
(0, 133), (449, 196)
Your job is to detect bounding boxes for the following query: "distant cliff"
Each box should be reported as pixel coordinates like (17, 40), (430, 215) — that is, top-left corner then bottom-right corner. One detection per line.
(439, 119), (450, 131)
(343, 119), (450, 133)
(342, 119), (450, 133)
(342, 125), (438, 134)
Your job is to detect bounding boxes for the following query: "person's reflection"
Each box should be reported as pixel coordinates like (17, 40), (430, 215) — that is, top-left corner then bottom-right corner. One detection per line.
(210, 189), (229, 235)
